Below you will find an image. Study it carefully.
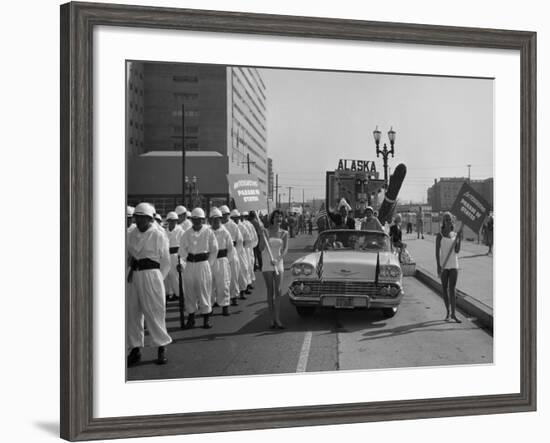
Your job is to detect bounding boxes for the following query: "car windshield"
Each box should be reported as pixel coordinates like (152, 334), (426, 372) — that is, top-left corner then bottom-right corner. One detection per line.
(314, 231), (391, 252)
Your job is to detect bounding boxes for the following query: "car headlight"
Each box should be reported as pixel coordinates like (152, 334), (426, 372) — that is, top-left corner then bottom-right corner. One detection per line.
(379, 265), (402, 279)
(291, 263), (315, 276)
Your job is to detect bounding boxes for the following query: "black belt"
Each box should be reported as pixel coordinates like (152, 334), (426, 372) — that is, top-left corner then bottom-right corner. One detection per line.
(187, 252), (209, 263)
(217, 249), (228, 258)
(169, 246), (179, 254)
(131, 258), (160, 271)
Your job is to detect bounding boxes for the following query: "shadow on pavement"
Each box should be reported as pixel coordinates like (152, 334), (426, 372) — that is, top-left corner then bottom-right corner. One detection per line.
(358, 320), (478, 341)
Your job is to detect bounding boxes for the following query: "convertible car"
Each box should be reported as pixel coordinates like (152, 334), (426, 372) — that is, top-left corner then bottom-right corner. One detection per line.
(288, 229), (404, 318)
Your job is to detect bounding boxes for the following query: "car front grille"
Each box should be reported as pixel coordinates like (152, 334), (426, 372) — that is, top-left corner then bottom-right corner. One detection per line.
(291, 280), (399, 296)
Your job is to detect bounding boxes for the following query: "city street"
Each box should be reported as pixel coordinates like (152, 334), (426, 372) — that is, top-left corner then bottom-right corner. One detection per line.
(128, 232), (493, 381)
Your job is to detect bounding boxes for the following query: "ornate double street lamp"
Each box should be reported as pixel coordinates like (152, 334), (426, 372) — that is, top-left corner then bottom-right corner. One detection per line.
(373, 126), (396, 187)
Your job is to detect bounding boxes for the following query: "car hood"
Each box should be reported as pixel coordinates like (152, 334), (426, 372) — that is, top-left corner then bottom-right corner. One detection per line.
(293, 250), (398, 280)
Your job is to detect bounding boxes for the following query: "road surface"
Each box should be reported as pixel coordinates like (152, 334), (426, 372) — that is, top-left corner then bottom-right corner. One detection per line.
(128, 233), (492, 381)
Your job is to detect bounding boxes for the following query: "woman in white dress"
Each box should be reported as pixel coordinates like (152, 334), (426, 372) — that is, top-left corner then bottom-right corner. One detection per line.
(435, 212), (463, 322)
(259, 209), (288, 329)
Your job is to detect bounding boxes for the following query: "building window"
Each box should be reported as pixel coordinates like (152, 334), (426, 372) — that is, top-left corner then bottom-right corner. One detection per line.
(173, 75), (199, 83)
(172, 109), (200, 118)
(174, 92), (199, 101)
(172, 126), (199, 136)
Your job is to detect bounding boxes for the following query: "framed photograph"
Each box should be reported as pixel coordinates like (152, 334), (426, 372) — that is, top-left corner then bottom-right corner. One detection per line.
(60, 1), (536, 441)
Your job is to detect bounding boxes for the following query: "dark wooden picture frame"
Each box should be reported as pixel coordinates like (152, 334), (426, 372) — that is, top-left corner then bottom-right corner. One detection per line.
(60, 2), (536, 441)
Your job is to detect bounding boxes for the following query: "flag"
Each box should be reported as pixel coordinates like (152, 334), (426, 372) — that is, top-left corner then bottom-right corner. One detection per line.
(374, 252), (380, 286)
(316, 249), (324, 280)
(314, 208), (327, 224)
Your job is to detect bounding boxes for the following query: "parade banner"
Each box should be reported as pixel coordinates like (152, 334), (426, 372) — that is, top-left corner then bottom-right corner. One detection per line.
(449, 182), (491, 233)
(227, 173), (267, 212)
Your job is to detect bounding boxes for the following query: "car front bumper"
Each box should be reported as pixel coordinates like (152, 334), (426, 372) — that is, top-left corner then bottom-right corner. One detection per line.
(288, 281), (404, 309)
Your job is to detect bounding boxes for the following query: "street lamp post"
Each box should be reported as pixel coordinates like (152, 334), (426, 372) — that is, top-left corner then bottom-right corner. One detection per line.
(184, 175), (199, 208)
(373, 126), (396, 187)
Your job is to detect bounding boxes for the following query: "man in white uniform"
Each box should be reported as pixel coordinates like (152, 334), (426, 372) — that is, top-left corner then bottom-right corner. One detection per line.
(179, 207), (218, 329)
(209, 208), (234, 316)
(241, 211), (258, 291)
(230, 210), (252, 299)
(127, 202), (172, 366)
(220, 206), (245, 306)
(175, 205), (192, 232)
(127, 205), (135, 230)
(164, 211), (184, 301)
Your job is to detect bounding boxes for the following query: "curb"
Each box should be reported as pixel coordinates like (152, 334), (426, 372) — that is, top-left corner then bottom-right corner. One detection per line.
(414, 267), (493, 334)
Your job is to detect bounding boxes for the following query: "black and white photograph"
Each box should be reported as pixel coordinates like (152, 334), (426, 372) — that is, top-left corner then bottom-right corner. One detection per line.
(125, 61), (494, 381)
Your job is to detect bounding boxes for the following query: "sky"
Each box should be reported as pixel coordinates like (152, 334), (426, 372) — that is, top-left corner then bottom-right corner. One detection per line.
(259, 68), (494, 203)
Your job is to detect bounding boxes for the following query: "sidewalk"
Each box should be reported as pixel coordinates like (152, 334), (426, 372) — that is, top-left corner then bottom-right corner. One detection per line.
(403, 233), (493, 309)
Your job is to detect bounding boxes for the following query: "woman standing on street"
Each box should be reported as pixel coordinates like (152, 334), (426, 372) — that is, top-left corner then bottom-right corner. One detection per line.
(435, 212), (462, 323)
(259, 209), (288, 329)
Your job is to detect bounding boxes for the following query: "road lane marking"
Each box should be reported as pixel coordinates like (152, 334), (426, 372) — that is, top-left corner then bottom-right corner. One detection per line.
(296, 331), (313, 373)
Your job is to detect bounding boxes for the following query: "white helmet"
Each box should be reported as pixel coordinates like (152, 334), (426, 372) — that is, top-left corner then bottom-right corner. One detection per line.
(127, 206), (135, 217)
(210, 207), (222, 218)
(186, 210), (192, 217)
(230, 209), (240, 218)
(175, 205), (187, 216)
(242, 211), (249, 217)
(134, 202), (155, 218)
(191, 207), (206, 218)
(166, 211), (179, 221)
(219, 205), (231, 214)
(154, 213), (162, 222)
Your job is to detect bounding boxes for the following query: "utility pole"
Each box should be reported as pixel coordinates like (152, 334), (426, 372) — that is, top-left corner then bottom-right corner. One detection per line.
(181, 103), (186, 206)
(467, 164), (471, 182)
(275, 174), (279, 208)
(288, 186), (292, 211)
(247, 153), (251, 174)
(302, 189), (305, 209)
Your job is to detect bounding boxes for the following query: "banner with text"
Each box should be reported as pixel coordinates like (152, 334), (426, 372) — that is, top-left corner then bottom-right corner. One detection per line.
(449, 183), (491, 233)
(227, 174), (267, 212)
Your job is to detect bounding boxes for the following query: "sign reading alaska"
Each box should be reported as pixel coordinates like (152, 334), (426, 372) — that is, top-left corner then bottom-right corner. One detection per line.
(337, 159), (377, 172)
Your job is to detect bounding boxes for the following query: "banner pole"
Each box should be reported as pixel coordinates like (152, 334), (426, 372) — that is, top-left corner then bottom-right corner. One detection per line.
(441, 222), (463, 271)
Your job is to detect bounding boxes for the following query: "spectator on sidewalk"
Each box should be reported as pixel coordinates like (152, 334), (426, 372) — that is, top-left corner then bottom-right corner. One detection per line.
(416, 207), (424, 239)
(435, 212), (462, 323)
(389, 214), (406, 261)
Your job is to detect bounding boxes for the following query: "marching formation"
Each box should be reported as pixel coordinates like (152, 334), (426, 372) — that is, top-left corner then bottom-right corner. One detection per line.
(126, 203), (261, 367)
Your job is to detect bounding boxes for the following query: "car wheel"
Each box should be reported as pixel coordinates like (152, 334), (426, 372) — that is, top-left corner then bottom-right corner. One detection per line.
(381, 307), (398, 318)
(296, 306), (316, 317)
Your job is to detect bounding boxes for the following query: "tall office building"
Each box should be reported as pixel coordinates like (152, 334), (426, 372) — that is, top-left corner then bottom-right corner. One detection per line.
(126, 62), (268, 215)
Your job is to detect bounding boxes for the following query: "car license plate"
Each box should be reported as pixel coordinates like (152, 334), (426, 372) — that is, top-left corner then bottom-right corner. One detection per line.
(335, 297), (354, 309)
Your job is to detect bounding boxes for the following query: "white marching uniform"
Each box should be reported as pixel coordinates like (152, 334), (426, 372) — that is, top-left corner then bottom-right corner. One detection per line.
(222, 219), (246, 296)
(237, 222), (252, 287)
(164, 225), (184, 296)
(210, 225), (234, 307)
(242, 220), (258, 283)
(179, 219), (192, 232)
(127, 225), (172, 349)
(179, 225), (218, 315)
